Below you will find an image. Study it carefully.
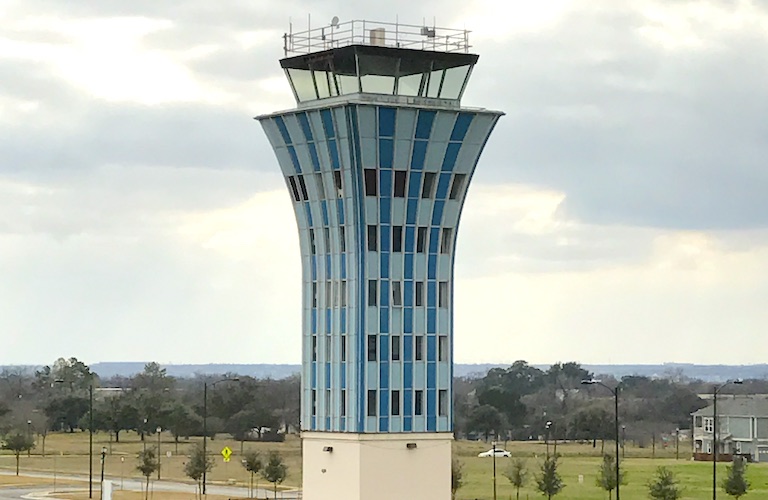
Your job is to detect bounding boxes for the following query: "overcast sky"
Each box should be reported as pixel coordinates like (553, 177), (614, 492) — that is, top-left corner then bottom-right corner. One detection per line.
(2, 0), (767, 367)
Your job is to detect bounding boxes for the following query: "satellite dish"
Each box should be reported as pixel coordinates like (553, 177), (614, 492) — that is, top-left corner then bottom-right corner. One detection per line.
(331, 16), (339, 27)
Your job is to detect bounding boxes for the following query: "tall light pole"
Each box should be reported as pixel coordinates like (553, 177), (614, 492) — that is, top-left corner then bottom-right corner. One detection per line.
(712, 379), (743, 500)
(202, 377), (239, 495)
(89, 383), (94, 499)
(100, 446), (107, 500)
(545, 421), (552, 459)
(491, 441), (497, 500)
(582, 379), (621, 500)
(156, 427), (162, 480)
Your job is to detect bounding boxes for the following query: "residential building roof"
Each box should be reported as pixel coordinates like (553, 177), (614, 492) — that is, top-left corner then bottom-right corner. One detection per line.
(692, 396), (768, 417)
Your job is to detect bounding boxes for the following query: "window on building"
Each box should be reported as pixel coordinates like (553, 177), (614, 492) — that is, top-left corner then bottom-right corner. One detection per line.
(324, 227), (331, 253)
(341, 335), (347, 362)
(449, 173), (466, 200)
(312, 282), (318, 308)
(367, 390), (377, 416)
(391, 335), (401, 361)
(704, 418), (714, 433)
(367, 334), (377, 361)
(340, 226), (346, 252)
(415, 281), (424, 307)
(415, 390), (424, 416)
(312, 335), (317, 361)
(417, 227), (427, 253)
(392, 281), (402, 307)
(326, 389), (331, 415)
(309, 229), (316, 255)
(325, 335), (332, 360)
(392, 390), (401, 416)
(439, 390), (448, 416)
(421, 172), (436, 198)
(315, 173), (326, 199)
(368, 280), (378, 306)
(340, 281), (347, 307)
(364, 169), (377, 196)
(367, 225), (378, 251)
(439, 335), (448, 362)
(312, 389), (317, 416)
(341, 389), (346, 416)
(298, 175), (309, 200)
(439, 281), (448, 308)
(288, 176), (301, 202)
(326, 281), (332, 308)
(415, 336), (424, 361)
(394, 170), (407, 197)
(393, 226), (403, 252)
(334, 170), (343, 198)
(695, 416), (702, 428)
(440, 228), (453, 254)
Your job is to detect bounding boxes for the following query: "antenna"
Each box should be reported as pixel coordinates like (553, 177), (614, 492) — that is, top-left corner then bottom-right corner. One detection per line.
(331, 16), (339, 27)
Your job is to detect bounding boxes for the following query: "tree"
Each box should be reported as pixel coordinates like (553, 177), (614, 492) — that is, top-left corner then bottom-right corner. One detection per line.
(647, 467), (683, 500)
(262, 451), (287, 499)
(596, 454), (624, 499)
(504, 458), (528, 500)
(242, 451), (263, 499)
(451, 459), (463, 500)
(92, 394), (138, 443)
(136, 448), (159, 500)
(2, 432), (35, 475)
(536, 456), (564, 499)
(467, 404), (505, 441)
(184, 444), (213, 500)
(166, 403), (202, 453)
(722, 456), (750, 499)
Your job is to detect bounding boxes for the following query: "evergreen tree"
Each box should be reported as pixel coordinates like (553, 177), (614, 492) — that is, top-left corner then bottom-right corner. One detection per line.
(262, 451), (288, 499)
(184, 443), (213, 500)
(648, 467), (683, 500)
(596, 453), (625, 499)
(136, 448), (159, 500)
(722, 456), (750, 499)
(1, 432), (35, 476)
(242, 451), (263, 499)
(535, 456), (564, 499)
(504, 458), (528, 500)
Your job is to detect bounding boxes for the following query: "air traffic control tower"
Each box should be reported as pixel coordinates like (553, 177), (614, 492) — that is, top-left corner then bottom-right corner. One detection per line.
(257, 19), (502, 500)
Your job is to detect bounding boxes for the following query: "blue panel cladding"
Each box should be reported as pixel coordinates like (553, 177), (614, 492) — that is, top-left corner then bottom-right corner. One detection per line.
(379, 107), (396, 137)
(403, 308), (413, 334)
(258, 101), (501, 435)
(404, 254), (413, 279)
(411, 141), (427, 170)
(380, 307), (389, 333)
(403, 334), (413, 361)
(415, 110), (436, 139)
(450, 113), (474, 142)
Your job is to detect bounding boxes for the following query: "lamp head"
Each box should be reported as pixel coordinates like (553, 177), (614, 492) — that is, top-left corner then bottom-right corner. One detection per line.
(581, 379), (599, 385)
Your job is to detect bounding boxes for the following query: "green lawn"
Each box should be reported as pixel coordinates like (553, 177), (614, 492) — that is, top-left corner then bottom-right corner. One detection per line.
(454, 440), (768, 499)
(3, 432), (768, 499)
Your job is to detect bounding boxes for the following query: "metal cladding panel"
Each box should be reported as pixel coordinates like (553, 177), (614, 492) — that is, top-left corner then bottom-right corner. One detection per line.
(258, 102), (500, 434)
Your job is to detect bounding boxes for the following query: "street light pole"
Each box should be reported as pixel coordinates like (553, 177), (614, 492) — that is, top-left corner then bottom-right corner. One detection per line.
(89, 383), (94, 499)
(492, 441), (497, 500)
(712, 379), (743, 500)
(582, 379), (621, 500)
(100, 447), (107, 500)
(156, 427), (162, 480)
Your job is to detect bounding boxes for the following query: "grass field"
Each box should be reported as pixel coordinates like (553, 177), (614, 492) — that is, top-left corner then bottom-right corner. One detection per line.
(53, 491), (235, 500)
(2, 432), (768, 499)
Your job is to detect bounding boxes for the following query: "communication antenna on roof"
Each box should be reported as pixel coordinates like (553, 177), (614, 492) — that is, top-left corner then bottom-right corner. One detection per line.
(331, 16), (339, 27)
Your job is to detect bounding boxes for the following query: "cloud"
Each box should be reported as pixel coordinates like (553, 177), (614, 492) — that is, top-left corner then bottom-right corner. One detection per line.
(2, 0), (768, 365)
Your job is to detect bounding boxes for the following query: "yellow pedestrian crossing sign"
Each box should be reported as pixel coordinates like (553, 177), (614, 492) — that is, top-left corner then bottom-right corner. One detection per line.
(221, 446), (232, 462)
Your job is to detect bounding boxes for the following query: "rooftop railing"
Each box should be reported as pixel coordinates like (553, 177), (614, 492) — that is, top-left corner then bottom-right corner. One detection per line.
(283, 19), (471, 57)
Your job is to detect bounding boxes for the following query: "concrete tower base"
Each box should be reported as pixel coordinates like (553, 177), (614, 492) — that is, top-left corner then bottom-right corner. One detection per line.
(302, 432), (453, 500)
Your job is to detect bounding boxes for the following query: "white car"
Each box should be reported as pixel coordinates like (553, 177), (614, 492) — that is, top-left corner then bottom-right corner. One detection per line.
(477, 448), (511, 458)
